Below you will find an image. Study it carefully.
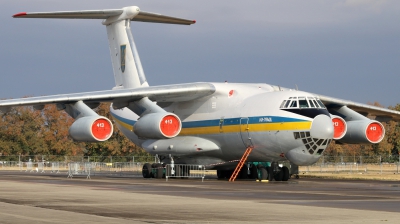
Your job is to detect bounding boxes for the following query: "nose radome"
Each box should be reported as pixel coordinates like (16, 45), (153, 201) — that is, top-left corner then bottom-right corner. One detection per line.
(310, 115), (334, 139)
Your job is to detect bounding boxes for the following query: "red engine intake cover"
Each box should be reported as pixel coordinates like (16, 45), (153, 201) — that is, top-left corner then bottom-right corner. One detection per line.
(366, 122), (384, 143)
(332, 116), (347, 140)
(160, 115), (181, 138)
(91, 118), (113, 141)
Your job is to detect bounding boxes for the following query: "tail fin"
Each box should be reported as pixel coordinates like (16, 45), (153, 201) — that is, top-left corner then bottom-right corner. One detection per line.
(13, 6), (195, 89)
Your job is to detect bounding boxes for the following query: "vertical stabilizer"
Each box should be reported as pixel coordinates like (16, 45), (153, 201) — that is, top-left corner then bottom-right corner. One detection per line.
(106, 18), (144, 89)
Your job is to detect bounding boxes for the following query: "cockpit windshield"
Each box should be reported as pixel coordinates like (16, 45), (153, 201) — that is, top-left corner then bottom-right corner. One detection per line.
(280, 97), (326, 109)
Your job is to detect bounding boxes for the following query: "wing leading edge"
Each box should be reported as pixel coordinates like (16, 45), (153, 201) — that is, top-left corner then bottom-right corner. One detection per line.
(0, 83), (215, 110)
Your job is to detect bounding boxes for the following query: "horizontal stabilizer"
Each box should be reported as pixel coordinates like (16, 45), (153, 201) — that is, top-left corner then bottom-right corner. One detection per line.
(13, 7), (195, 25)
(13, 10), (123, 19)
(132, 11), (195, 25)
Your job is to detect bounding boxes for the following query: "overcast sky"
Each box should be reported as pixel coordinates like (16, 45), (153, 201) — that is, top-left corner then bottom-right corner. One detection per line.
(1, 0), (399, 107)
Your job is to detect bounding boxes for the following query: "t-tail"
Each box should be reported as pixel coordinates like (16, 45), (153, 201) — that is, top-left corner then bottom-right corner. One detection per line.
(13, 6), (195, 89)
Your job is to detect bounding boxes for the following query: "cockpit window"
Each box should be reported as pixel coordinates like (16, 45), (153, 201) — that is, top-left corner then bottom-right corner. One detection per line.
(290, 100), (298, 108)
(316, 99), (326, 108)
(284, 100), (291, 108)
(280, 100), (287, 108)
(312, 99), (320, 108)
(308, 99), (316, 108)
(280, 96), (326, 109)
(299, 97), (309, 108)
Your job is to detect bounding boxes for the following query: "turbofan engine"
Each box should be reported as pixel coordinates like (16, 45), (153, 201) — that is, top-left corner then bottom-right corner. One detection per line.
(134, 112), (181, 139)
(339, 120), (385, 144)
(331, 115), (385, 144)
(69, 116), (113, 142)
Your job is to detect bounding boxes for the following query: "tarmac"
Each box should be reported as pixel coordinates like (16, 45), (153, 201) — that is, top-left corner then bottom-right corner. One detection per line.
(0, 171), (399, 223)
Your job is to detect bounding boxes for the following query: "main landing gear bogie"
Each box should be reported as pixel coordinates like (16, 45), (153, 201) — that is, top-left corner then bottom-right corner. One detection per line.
(142, 162), (165, 179)
(216, 164), (291, 182)
(142, 162), (190, 179)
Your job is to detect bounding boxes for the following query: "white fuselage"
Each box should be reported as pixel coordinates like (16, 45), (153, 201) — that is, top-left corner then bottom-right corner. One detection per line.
(110, 82), (334, 167)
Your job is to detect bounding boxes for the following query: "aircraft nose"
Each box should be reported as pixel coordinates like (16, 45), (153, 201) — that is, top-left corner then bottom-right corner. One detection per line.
(310, 114), (334, 139)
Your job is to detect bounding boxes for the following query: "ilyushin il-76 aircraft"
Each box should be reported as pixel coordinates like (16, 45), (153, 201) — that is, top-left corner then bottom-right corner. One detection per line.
(3, 6), (400, 181)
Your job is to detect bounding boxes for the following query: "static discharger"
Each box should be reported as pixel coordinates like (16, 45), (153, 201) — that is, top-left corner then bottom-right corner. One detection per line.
(92, 118), (112, 141)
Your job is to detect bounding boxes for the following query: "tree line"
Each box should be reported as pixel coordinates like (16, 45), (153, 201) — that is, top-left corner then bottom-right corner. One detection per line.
(0, 103), (147, 158)
(0, 102), (399, 159)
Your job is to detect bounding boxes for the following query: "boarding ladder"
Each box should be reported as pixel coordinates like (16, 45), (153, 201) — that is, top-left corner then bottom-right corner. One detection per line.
(229, 146), (254, 182)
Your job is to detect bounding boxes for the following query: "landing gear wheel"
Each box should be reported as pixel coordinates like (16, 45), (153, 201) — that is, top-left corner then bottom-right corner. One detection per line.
(154, 163), (163, 179)
(259, 167), (268, 180)
(282, 166), (290, 181)
(225, 169), (234, 180)
(274, 170), (283, 181)
(239, 164), (248, 179)
(267, 167), (273, 181)
(142, 163), (152, 178)
(249, 165), (258, 179)
(217, 170), (225, 179)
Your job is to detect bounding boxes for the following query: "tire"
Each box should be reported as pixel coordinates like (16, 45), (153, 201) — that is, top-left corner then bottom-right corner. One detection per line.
(154, 163), (164, 179)
(259, 167), (268, 180)
(282, 166), (290, 181)
(274, 170), (283, 181)
(267, 167), (273, 181)
(217, 170), (226, 179)
(249, 165), (258, 179)
(142, 163), (152, 178)
(239, 164), (248, 179)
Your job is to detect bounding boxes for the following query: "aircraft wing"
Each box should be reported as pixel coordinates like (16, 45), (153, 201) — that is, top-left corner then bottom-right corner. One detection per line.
(316, 94), (400, 122)
(0, 83), (215, 109)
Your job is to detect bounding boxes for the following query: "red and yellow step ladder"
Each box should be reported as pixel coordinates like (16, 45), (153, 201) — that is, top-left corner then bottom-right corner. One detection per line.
(229, 146), (254, 182)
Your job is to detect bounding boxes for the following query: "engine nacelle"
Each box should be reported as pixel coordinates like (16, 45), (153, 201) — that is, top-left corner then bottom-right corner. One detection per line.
(338, 120), (385, 144)
(134, 112), (181, 139)
(331, 115), (347, 140)
(69, 116), (113, 142)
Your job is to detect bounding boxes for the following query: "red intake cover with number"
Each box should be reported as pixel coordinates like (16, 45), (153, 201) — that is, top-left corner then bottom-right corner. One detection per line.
(92, 118), (112, 141)
(332, 117), (346, 139)
(160, 115), (181, 137)
(366, 122), (384, 143)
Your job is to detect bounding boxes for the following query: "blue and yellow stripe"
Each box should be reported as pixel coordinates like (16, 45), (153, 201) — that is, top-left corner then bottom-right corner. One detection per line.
(111, 111), (312, 136)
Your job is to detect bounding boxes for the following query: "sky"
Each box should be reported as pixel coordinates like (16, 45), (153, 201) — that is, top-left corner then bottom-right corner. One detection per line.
(1, 0), (399, 107)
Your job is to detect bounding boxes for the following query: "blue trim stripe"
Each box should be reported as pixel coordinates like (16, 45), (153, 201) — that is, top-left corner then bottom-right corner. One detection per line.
(110, 110), (307, 129)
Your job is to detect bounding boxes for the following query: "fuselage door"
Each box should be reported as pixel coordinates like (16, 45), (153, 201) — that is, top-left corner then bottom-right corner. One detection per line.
(240, 117), (253, 147)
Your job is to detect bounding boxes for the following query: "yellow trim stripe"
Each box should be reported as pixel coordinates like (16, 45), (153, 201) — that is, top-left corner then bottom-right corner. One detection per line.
(180, 122), (311, 135)
(111, 114), (312, 136)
